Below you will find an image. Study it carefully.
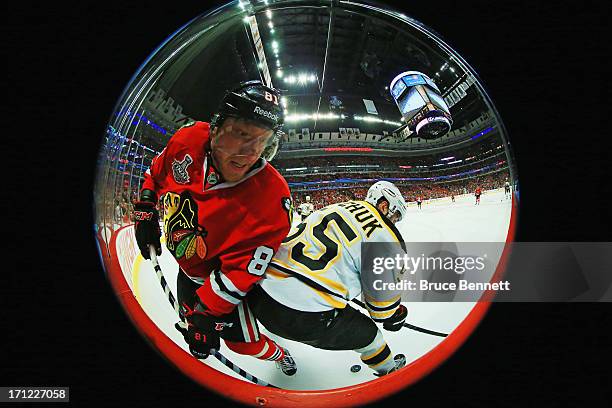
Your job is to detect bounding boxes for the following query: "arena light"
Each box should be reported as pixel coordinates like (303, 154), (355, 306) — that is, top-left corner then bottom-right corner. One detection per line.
(354, 115), (402, 127)
(471, 126), (494, 140)
(323, 147), (373, 152)
(285, 167), (307, 171)
(276, 70), (283, 78)
(337, 165), (380, 168)
(268, 22), (274, 29)
(284, 112), (340, 122)
(282, 71), (317, 85)
(317, 112), (339, 120)
(284, 113), (312, 122)
(447, 160), (462, 165)
(440, 156), (455, 161)
(266, 9), (272, 18)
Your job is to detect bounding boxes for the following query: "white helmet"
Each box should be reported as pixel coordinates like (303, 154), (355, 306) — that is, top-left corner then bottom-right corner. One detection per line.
(305, 195), (311, 202)
(365, 181), (407, 223)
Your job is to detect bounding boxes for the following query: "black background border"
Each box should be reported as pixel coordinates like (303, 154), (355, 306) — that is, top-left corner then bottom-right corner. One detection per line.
(4, 1), (610, 406)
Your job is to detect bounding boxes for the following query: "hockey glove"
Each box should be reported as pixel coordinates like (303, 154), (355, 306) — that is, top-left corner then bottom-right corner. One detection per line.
(176, 299), (222, 359)
(382, 304), (408, 332)
(133, 190), (161, 259)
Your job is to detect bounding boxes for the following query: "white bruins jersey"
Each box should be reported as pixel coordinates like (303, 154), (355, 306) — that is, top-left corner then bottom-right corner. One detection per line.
(298, 202), (314, 217)
(261, 200), (406, 321)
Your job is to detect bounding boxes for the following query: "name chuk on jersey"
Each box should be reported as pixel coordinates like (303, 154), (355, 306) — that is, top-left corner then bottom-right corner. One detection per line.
(337, 201), (383, 238)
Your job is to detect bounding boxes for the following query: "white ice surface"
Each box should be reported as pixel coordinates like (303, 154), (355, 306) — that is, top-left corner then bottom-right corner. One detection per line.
(125, 189), (513, 390)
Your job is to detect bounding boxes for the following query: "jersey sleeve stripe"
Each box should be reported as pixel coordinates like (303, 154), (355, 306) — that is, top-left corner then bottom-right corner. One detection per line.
(209, 271), (242, 305)
(215, 269), (248, 297)
(369, 309), (397, 321)
(364, 297), (401, 312)
(269, 262), (347, 300)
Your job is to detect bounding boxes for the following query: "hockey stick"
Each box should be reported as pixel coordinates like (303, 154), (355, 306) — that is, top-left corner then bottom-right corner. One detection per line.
(148, 246), (279, 388)
(351, 299), (448, 338)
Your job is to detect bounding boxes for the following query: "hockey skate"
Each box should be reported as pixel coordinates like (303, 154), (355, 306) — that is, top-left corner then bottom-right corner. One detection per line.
(374, 354), (406, 377)
(276, 347), (297, 376)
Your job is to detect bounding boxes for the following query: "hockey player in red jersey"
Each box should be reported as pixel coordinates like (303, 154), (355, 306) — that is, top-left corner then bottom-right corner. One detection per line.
(475, 186), (482, 205)
(132, 80), (297, 375)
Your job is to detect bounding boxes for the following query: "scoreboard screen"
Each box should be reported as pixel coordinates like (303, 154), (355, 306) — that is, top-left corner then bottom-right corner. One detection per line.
(401, 73), (426, 87)
(425, 87), (450, 114)
(391, 79), (407, 99)
(399, 88), (425, 119)
(389, 70), (453, 139)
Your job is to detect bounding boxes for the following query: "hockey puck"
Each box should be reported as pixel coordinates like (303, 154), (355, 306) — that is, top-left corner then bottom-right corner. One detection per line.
(350, 364), (361, 373)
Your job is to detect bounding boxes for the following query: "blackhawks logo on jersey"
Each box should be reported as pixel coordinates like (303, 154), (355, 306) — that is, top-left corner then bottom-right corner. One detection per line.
(163, 191), (208, 260)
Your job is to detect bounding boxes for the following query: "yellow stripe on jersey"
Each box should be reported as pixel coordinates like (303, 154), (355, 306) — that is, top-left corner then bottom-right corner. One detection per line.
(362, 343), (388, 361)
(364, 293), (401, 308)
(308, 286), (347, 309)
(369, 354), (393, 369)
(359, 200), (402, 243)
(265, 266), (289, 279)
(272, 256), (349, 297)
(367, 308), (396, 320)
(268, 262), (347, 309)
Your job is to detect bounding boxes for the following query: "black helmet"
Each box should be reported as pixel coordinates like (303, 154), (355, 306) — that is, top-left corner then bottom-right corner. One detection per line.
(212, 80), (284, 131)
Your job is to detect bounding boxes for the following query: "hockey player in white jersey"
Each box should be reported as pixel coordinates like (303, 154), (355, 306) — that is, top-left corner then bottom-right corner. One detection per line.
(297, 195), (315, 221)
(249, 181), (409, 376)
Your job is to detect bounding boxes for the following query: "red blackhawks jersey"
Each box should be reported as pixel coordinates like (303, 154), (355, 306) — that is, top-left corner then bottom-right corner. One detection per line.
(141, 121), (293, 316)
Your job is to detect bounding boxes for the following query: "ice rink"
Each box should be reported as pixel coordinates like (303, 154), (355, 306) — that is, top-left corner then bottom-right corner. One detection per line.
(123, 188), (513, 390)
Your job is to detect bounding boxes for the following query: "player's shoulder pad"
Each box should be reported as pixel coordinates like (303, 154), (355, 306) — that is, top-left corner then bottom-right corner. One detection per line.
(169, 121), (211, 148)
(260, 162), (290, 197)
(253, 163), (292, 224)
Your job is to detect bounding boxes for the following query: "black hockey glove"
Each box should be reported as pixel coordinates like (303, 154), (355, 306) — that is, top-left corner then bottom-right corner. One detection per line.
(175, 299), (222, 360)
(133, 190), (161, 260)
(382, 304), (408, 332)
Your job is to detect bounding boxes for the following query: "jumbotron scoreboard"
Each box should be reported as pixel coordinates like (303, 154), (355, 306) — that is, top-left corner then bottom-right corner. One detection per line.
(389, 71), (453, 139)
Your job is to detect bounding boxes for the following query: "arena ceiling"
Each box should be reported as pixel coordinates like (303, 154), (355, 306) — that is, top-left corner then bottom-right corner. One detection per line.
(156, 1), (487, 130)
